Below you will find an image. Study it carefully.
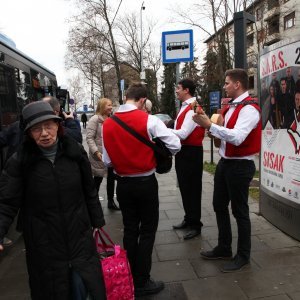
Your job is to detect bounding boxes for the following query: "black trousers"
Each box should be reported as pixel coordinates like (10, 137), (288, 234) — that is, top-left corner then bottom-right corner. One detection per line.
(213, 158), (255, 260)
(116, 174), (159, 287)
(175, 145), (203, 229)
(93, 176), (103, 194)
(107, 167), (116, 201)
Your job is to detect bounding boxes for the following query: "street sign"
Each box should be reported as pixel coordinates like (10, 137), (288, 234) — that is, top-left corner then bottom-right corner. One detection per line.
(209, 91), (220, 109)
(83, 104), (88, 112)
(162, 29), (194, 64)
(120, 79), (125, 91)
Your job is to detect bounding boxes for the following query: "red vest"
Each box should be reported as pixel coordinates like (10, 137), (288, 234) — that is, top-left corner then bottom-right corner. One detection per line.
(222, 97), (262, 157)
(176, 104), (205, 146)
(103, 110), (156, 175)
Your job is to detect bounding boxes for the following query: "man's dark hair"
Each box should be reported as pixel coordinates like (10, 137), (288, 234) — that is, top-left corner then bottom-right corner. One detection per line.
(178, 78), (196, 96)
(225, 68), (249, 90)
(126, 83), (147, 101)
(280, 77), (287, 84)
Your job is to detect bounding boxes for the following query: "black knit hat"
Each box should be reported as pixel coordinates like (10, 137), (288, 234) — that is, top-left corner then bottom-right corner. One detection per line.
(22, 101), (61, 131)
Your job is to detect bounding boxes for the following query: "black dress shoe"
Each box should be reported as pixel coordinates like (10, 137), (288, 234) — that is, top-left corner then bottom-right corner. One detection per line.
(135, 278), (165, 297)
(200, 247), (232, 260)
(172, 220), (189, 230)
(183, 229), (201, 240)
(107, 199), (120, 210)
(221, 255), (249, 272)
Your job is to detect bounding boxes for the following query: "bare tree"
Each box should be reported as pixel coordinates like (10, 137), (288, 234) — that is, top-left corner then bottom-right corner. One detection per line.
(67, 74), (87, 110)
(66, 0), (123, 104)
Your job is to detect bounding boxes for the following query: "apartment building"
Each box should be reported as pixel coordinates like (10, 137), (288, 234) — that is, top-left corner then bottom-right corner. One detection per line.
(205, 0), (299, 96)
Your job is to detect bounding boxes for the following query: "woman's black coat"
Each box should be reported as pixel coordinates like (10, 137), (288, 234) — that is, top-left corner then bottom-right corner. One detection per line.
(0, 135), (106, 299)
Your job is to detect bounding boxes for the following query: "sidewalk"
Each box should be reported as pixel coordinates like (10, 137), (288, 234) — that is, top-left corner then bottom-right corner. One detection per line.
(0, 133), (300, 299)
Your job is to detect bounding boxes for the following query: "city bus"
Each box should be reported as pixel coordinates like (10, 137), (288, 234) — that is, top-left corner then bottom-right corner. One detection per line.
(0, 33), (58, 168)
(0, 33), (58, 127)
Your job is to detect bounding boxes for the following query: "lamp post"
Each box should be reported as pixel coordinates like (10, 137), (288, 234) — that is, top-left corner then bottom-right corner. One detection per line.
(140, 1), (145, 81)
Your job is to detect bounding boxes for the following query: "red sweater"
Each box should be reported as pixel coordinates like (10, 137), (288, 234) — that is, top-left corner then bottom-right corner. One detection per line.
(222, 97), (262, 157)
(176, 104), (205, 146)
(103, 110), (156, 175)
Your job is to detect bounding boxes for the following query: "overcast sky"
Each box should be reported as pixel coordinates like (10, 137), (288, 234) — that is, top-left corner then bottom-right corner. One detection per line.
(0, 0), (204, 87)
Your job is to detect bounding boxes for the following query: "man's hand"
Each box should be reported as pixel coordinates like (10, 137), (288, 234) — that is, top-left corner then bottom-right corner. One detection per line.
(62, 111), (74, 120)
(192, 108), (212, 129)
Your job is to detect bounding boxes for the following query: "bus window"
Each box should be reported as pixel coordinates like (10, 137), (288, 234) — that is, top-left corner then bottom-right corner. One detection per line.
(0, 64), (18, 126)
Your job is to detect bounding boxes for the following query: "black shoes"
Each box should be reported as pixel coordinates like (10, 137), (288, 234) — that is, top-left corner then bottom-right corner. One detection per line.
(172, 220), (189, 229)
(200, 247), (232, 260)
(173, 221), (201, 239)
(183, 229), (201, 240)
(221, 255), (250, 272)
(135, 278), (165, 297)
(107, 199), (120, 210)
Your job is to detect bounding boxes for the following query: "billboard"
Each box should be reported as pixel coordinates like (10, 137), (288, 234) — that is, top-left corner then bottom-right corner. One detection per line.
(259, 36), (300, 239)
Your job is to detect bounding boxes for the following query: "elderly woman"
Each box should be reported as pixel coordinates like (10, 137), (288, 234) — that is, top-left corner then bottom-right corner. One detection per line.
(86, 97), (119, 210)
(0, 101), (106, 299)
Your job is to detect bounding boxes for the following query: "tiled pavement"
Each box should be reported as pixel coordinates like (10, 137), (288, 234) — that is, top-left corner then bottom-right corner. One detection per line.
(0, 135), (300, 299)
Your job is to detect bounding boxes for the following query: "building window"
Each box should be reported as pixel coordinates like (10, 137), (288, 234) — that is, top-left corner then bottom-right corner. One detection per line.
(284, 11), (295, 30)
(256, 6), (264, 21)
(268, 0), (279, 10)
(247, 33), (254, 47)
(268, 16), (280, 35)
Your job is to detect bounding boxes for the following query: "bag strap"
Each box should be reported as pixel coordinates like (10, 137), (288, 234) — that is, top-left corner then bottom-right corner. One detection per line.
(111, 115), (166, 156)
(94, 228), (115, 247)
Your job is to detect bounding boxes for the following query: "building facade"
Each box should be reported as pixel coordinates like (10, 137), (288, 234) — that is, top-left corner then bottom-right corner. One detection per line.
(205, 0), (299, 96)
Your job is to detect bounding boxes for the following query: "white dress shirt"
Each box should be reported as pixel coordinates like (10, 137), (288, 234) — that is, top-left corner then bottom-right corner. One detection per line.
(102, 104), (181, 176)
(209, 91), (260, 160)
(172, 97), (199, 140)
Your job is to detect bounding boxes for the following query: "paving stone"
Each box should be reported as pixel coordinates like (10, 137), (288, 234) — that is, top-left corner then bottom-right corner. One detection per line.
(182, 278), (247, 300)
(154, 230), (180, 245)
(251, 248), (300, 268)
(258, 295), (296, 300)
(165, 209), (185, 220)
(158, 210), (168, 220)
(155, 240), (209, 261)
(288, 291), (300, 299)
(257, 232), (300, 249)
(151, 260), (197, 282)
(159, 202), (182, 211)
(227, 266), (300, 299)
(137, 282), (188, 300)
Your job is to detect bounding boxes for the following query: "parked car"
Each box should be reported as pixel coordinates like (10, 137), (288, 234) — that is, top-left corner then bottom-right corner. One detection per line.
(154, 113), (174, 128)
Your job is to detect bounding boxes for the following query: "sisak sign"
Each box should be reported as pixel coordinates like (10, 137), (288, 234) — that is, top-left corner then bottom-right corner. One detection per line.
(259, 36), (300, 240)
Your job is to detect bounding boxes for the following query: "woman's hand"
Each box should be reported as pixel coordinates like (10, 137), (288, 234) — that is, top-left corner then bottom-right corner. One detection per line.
(94, 151), (102, 161)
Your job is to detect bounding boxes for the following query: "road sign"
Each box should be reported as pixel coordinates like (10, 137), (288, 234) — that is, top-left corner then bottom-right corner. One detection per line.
(120, 79), (125, 91)
(162, 29), (194, 64)
(209, 91), (221, 109)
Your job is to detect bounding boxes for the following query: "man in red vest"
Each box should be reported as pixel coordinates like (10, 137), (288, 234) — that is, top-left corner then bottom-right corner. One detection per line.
(193, 68), (261, 272)
(102, 83), (181, 297)
(172, 78), (205, 240)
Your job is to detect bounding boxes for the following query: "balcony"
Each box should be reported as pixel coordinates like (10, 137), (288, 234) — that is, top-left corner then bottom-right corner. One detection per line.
(264, 33), (281, 46)
(264, 6), (280, 21)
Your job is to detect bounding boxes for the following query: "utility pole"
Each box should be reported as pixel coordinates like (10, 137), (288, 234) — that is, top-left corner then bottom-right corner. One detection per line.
(140, 1), (146, 82)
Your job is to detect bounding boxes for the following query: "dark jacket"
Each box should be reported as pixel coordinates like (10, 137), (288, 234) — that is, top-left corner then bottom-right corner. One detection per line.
(0, 135), (106, 299)
(63, 118), (83, 143)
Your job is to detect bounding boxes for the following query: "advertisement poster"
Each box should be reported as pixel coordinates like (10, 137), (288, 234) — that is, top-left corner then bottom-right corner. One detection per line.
(260, 38), (300, 203)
